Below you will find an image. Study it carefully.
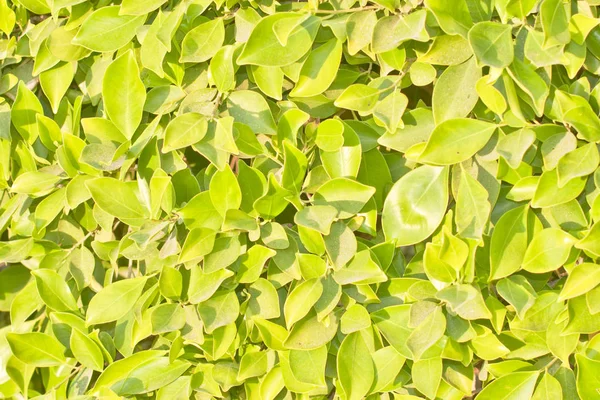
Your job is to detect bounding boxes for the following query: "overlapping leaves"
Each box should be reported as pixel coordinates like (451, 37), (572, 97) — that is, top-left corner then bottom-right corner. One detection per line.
(0, 0), (600, 399)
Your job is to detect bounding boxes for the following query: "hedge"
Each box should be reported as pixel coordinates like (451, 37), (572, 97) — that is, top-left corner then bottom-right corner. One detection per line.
(0, 0), (600, 398)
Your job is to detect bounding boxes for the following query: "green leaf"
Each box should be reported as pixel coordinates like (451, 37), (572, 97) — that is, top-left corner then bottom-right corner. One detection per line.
(86, 177), (149, 221)
(238, 350), (275, 381)
(333, 249), (387, 285)
(412, 357), (442, 398)
(70, 328), (104, 371)
(73, 6), (145, 52)
(558, 262), (600, 301)
(94, 352), (189, 395)
(334, 84), (381, 113)
(532, 373), (563, 400)
(547, 317), (578, 365)
(436, 284), (492, 320)
(247, 278), (280, 320)
(455, 166), (491, 239)
(39, 61), (75, 114)
(419, 118), (496, 165)
(406, 306), (446, 360)
(237, 13), (320, 67)
(575, 354), (600, 400)
(382, 165), (449, 246)
(432, 57), (481, 123)
(86, 277), (147, 325)
(540, 0), (570, 47)
(7, 332), (66, 367)
(226, 90), (277, 135)
(209, 165), (242, 216)
(197, 290), (239, 333)
(372, 10), (429, 53)
(31, 268), (78, 312)
(476, 371), (540, 400)
(159, 265), (182, 300)
(556, 142), (599, 187)
(337, 331), (374, 400)
(151, 303), (186, 334)
(284, 278), (323, 328)
(346, 10), (377, 56)
(373, 89), (409, 133)
(11, 171), (62, 196)
(282, 140), (307, 194)
(468, 22), (514, 68)
(340, 304), (371, 334)
(314, 178), (375, 219)
(120, 0), (166, 15)
(11, 82), (43, 144)
(496, 275), (537, 318)
(251, 65), (283, 100)
(372, 305), (413, 358)
(424, 0), (473, 37)
(522, 228), (575, 273)
(294, 205), (338, 235)
(489, 205), (529, 281)
(163, 113), (208, 152)
(283, 310), (339, 350)
(102, 50), (146, 139)
(180, 19), (225, 63)
(290, 38), (343, 97)
(531, 169), (586, 209)
(497, 128), (536, 169)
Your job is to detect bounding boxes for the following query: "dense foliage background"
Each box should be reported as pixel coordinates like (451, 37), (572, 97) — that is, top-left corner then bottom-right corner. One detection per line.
(1, 0), (600, 398)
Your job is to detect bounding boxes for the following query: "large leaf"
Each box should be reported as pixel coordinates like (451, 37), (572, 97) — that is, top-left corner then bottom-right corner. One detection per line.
(419, 119), (496, 165)
(6, 332), (66, 367)
(468, 22), (514, 68)
(86, 177), (149, 221)
(102, 50), (146, 139)
(73, 6), (145, 52)
(86, 277), (147, 325)
(476, 371), (540, 400)
(489, 205), (529, 281)
(432, 57), (481, 123)
(382, 165), (449, 246)
(337, 331), (374, 400)
(237, 13), (320, 67)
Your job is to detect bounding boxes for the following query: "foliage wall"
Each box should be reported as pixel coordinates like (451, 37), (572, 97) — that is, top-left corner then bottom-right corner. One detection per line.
(1, 0), (600, 398)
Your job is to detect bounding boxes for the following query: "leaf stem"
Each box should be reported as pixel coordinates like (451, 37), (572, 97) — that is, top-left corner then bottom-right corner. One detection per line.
(68, 230), (96, 253)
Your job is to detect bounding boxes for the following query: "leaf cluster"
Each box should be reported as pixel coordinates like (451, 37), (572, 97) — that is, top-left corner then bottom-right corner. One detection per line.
(0, 0), (600, 399)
